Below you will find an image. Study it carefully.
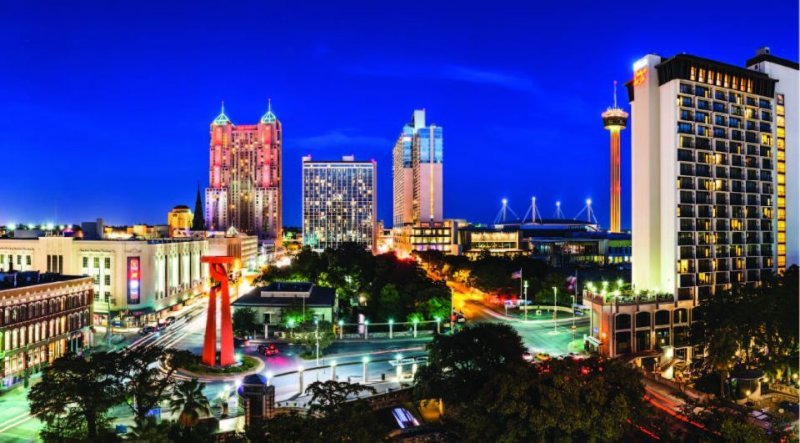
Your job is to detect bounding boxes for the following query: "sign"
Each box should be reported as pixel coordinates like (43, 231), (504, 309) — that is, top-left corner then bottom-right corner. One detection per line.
(633, 68), (648, 87)
(127, 257), (141, 304)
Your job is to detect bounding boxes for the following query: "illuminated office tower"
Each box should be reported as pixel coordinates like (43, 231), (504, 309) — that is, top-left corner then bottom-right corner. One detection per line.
(628, 49), (797, 302)
(602, 82), (628, 232)
(392, 109), (443, 226)
(205, 102), (282, 242)
(302, 156), (377, 251)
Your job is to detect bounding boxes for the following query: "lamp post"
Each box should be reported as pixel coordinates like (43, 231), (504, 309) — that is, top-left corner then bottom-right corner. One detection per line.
(364, 320), (369, 340)
(523, 280), (529, 321)
(288, 319), (295, 339)
(362, 356), (369, 383)
(314, 319), (320, 366)
(338, 319), (344, 340)
(395, 353), (403, 381)
(552, 287), (558, 333)
(388, 319), (394, 339)
(435, 317), (442, 334)
(413, 318), (418, 338)
(330, 360), (337, 381)
(297, 366), (304, 395)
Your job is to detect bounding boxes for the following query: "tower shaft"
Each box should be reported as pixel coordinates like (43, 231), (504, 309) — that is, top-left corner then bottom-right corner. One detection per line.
(609, 128), (621, 232)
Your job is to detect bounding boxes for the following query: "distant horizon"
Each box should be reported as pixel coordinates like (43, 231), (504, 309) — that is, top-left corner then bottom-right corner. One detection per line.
(2, 0), (796, 230)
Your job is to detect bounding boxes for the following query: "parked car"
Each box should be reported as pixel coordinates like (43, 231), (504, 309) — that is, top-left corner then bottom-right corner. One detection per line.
(165, 316), (177, 326)
(258, 343), (279, 356)
(139, 325), (156, 335)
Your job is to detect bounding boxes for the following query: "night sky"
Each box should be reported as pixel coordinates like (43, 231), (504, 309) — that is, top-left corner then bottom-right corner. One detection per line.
(1, 0), (796, 229)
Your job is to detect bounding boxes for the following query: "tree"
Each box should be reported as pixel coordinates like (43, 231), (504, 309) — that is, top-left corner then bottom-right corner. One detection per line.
(117, 346), (195, 422)
(305, 380), (377, 416)
(169, 378), (211, 428)
(720, 418), (768, 443)
(29, 352), (123, 440)
(128, 417), (172, 443)
(414, 322), (526, 404)
(232, 307), (258, 337)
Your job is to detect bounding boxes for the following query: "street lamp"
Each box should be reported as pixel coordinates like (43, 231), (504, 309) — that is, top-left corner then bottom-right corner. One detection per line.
(288, 319), (295, 338)
(362, 356), (369, 383)
(523, 280), (529, 321)
(364, 319), (369, 340)
(338, 319), (344, 340)
(413, 318), (419, 338)
(435, 317), (441, 334)
(388, 318), (394, 339)
(552, 287), (558, 333)
(314, 319), (320, 366)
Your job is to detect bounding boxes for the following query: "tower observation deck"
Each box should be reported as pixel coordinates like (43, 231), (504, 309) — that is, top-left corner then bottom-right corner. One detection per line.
(602, 81), (628, 233)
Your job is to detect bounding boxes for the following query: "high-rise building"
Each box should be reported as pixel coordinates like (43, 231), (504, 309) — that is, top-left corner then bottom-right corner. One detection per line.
(746, 48), (799, 270)
(205, 102), (282, 243)
(628, 49), (797, 302)
(602, 82), (628, 232)
(302, 156), (377, 251)
(392, 110), (443, 227)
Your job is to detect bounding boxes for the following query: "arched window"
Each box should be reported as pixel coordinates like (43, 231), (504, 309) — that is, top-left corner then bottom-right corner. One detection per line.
(635, 312), (651, 329)
(655, 310), (671, 326)
(615, 313), (631, 330)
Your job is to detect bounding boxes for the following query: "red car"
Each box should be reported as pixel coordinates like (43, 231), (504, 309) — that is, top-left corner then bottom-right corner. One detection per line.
(258, 343), (279, 356)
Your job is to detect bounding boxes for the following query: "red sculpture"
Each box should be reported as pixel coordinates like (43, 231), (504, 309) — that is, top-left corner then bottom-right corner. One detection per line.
(201, 256), (235, 366)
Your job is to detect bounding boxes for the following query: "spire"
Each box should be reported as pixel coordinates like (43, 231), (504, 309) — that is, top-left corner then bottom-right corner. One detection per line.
(613, 80), (618, 108)
(213, 101), (231, 125)
(260, 98), (277, 124)
(192, 185), (205, 231)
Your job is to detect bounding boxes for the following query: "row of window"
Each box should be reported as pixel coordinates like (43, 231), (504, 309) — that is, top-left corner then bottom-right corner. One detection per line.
(2, 312), (89, 351)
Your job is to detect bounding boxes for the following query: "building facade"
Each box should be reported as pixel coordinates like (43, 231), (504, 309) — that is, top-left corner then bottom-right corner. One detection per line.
(392, 110), (443, 227)
(205, 103), (282, 242)
(167, 205), (193, 237)
(207, 228), (259, 274)
(0, 273), (93, 388)
(628, 50), (797, 301)
(302, 156), (377, 252)
(0, 237), (208, 325)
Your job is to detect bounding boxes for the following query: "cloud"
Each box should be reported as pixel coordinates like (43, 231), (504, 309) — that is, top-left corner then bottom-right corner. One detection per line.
(292, 130), (391, 150)
(345, 62), (540, 94)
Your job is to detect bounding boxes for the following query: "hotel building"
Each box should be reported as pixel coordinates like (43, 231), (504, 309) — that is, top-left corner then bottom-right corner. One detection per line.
(0, 272), (93, 388)
(302, 156), (377, 251)
(392, 110), (443, 226)
(205, 102), (282, 243)
(0, 236), (208, 325)
(582, 48), (797, 365)
(628, 48), (797, 301)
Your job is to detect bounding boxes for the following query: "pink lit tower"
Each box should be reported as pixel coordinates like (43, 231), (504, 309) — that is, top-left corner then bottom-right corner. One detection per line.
(602, 81), (628, 233)
(205, 101), (282, 243)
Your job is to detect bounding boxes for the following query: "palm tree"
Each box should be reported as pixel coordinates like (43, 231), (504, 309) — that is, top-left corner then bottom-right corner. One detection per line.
(706, 327), (739, 399)
(169, 379), (211, 428)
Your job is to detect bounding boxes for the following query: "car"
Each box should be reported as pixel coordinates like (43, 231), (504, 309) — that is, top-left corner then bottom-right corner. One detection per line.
(165, 316), (177, 326)
(522, 351), (533, 362)
(536, 353), (551, 362)
(234, 337), (249, 348)
(139, 325), (156, 335)
(258, 343), (279, 356)
(154, 322), (166, 331)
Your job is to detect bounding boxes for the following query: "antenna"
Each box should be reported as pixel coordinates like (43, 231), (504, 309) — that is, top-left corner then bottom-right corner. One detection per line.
(613, 80), (618, 108)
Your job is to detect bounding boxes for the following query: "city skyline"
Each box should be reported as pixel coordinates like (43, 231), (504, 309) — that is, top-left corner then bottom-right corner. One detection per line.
(1, 1), (797, 229)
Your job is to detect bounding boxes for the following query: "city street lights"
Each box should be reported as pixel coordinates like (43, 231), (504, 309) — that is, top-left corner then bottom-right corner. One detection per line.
(388, 318), (394, 339)
(338, 319), (344, 340)
(552, 287), (558, 333)
(314, 319), (320, 366)
(523, 280), (529, 321)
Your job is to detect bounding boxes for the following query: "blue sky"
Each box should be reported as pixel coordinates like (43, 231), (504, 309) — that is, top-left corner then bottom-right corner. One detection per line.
(1, 0), (797, 229)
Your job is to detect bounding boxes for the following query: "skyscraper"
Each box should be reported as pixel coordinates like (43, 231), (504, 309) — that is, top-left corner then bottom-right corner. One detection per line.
(205, 102), (282, 243)
(628, 49), (797, 301)
(302, 155), (377, 251)
(602, 82), (628, 233)
(392, 110), (443, 227)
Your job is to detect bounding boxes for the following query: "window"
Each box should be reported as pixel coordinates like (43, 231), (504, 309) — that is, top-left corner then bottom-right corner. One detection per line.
(94, 257), (99, 267)
(105, 257), (111, 269)
(83, 257), (88, 268)
(26, 256), (31, 265)
(104, 275), (111, 286)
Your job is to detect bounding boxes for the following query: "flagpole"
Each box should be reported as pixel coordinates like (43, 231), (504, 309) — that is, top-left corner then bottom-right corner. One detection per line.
(522, 270), (527, 322)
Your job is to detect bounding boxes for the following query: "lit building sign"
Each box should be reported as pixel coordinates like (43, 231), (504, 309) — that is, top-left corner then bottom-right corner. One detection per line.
(633, 68), (648, 87)
(127, 257), (141, 304)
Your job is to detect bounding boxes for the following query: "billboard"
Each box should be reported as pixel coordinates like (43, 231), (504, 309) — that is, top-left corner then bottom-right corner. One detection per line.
(127, 257), (141, 304)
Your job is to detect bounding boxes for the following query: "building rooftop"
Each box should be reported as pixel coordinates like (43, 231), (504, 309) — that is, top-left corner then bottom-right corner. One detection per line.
(0, 272), (86, 291)
(233, 282), (335, 308)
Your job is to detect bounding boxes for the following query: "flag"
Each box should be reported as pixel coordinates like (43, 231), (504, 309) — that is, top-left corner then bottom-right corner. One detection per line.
(566, 276), (577, 292)
(511, 269), (522, 279)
